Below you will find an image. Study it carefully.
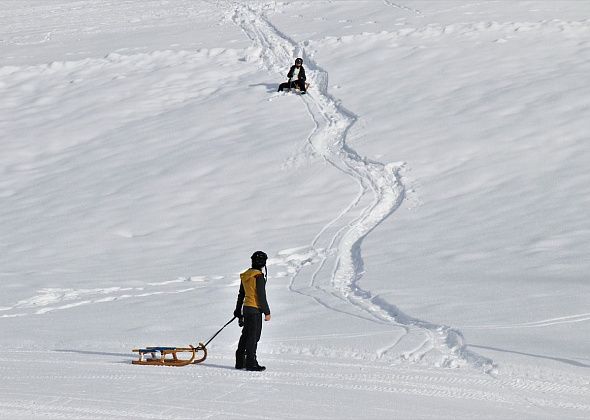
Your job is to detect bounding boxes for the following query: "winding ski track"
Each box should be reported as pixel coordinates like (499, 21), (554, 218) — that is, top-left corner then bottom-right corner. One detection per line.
(224, 1), (494, 372)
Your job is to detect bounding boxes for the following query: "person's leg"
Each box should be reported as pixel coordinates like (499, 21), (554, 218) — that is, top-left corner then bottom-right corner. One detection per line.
(278, 81), (289, 92)
(244, 310), (264, 369)
(252, 311), (263, 360)
(235, 327), (247, 369)
(297, 79), (307, 92)
(243, 309), (259, 366)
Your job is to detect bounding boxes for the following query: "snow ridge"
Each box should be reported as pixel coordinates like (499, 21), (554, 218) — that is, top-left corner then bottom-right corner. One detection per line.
(315, 18), (590, 46)
(226, 2), (494, 372)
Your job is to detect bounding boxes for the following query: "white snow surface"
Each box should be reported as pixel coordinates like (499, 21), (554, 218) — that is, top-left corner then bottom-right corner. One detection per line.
(1, 1), (589, 418)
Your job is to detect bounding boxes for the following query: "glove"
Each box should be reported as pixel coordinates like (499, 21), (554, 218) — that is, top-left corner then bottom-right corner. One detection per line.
(234, 309), (244, 327)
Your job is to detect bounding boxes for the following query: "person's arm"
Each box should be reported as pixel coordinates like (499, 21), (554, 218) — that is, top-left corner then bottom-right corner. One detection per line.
(299, 67), (306, 81)
(255, 274), (270, 318)
(234, 282), (245, 318)
(287, 65), (295, 78)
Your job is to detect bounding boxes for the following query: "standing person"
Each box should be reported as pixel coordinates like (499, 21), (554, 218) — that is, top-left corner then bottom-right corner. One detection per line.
(234, 251), (271, 371)
(277, 57), (307, 94)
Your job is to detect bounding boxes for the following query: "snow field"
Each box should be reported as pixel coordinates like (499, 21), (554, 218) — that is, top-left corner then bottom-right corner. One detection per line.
(1, 1), (589, 418)
(270, 0), (590, 369)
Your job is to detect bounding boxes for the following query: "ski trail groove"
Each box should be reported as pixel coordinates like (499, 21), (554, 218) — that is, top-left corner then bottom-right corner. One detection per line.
(383, 0), (424, 16)
(226, 1), (494, 372)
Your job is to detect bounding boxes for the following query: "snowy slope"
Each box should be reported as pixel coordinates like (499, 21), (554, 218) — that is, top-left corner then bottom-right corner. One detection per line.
(1, 1), (589, 419)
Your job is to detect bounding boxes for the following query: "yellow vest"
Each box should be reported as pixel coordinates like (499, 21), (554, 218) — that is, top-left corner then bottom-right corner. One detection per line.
(240, 268), (263, 309)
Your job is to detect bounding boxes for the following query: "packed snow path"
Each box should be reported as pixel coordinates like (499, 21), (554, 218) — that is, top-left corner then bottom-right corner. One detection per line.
(1, 350), (588, 419)
(225, 2), (493, 372)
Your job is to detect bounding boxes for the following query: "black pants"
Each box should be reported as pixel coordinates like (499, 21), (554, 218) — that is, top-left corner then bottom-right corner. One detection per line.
(236, 306), (262, 366)
(278, 79), (306, 92)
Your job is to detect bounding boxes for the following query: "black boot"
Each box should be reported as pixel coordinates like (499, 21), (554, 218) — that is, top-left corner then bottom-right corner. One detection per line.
(245, 357), (266, 371)
(235, 350), (246, 370)
(246, 364), (266, 372)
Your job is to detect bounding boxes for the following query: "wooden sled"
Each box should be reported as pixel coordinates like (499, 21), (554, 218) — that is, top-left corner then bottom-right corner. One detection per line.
(132, 342), (207, 367)
(132, 316), (237, 367)
(292, 82), (310, 93)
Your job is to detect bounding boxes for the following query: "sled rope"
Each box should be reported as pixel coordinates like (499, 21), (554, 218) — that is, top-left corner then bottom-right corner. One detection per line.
(203, 316), (237, 347)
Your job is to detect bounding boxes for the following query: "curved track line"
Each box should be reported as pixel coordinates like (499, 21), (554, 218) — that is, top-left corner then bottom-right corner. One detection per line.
(225, 1), (494, 372)
(462, 313), (590, 329)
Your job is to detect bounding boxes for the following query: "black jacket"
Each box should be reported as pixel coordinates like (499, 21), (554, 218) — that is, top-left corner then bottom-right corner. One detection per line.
(287, 65), (306, 81)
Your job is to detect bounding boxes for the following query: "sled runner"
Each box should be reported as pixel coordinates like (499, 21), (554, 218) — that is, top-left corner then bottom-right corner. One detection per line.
(131, 316), (236, 367)
(132, 343), (207, 366)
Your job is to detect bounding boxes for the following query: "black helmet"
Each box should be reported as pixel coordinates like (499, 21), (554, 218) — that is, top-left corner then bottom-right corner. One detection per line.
(295, 57), (303, 65)
(251, 251), (268, 267)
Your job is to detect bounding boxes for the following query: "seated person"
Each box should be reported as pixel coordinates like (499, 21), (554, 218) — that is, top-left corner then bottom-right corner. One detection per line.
(277, 57), (307, 94)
